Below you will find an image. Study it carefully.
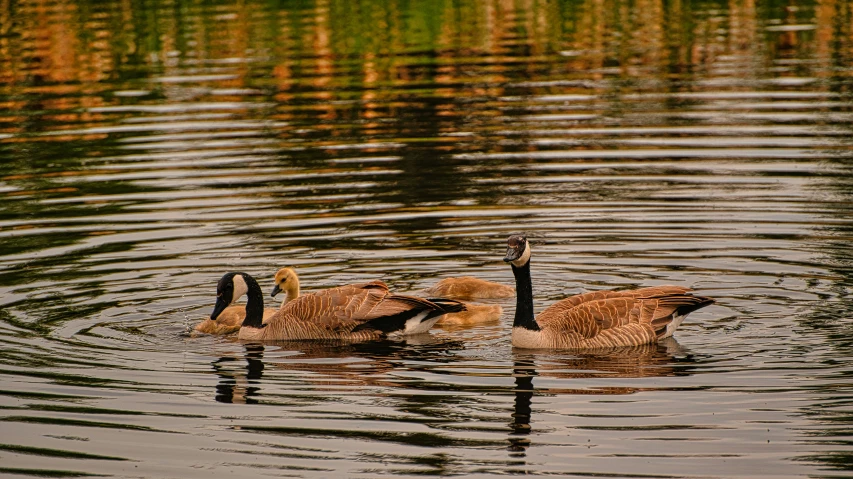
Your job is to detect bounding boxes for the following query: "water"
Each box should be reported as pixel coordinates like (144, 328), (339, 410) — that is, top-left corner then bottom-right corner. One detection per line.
(1, 0), (852, 477)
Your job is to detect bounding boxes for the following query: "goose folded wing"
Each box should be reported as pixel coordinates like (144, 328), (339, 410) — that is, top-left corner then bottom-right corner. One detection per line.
(553, 285), (693, 310)
(279, 283), (391, 329)
(537, 290), (708, 340)
(536, 297), (643, 338)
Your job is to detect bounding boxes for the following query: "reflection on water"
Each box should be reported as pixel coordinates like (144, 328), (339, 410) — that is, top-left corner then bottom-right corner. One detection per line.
(1, 0), (852, 477)
(213, 344), (265, 405)
(508, 360), (535, 456)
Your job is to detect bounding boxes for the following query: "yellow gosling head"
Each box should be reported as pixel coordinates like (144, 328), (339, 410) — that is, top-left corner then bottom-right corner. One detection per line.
(270, 267), (300, 305)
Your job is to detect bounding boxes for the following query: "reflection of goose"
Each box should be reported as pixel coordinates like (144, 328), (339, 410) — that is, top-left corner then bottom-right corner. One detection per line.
(425, 276), (515, 300)
(503, 235), (714, 349)
(506, 342), (694, 456)
(210, 336), (466, 403)
(508, 360), (535, 455)
(194, 268), (299, 335)
(212, 344), (265, 404)
(211, 272), (465, 341)
(530, 339), (693, 385)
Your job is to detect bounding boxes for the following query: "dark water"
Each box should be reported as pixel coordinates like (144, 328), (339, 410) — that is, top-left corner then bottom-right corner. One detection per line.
(1, 0), (852, 477)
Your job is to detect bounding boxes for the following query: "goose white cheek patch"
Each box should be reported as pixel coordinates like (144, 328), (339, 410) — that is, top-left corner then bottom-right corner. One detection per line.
(511, 244), (531, 268)
(232, 274), (249, 303)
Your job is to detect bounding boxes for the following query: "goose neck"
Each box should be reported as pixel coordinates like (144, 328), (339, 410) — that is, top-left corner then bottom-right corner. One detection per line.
(511, 261), (540, 331)
(242, 274), (266, 329)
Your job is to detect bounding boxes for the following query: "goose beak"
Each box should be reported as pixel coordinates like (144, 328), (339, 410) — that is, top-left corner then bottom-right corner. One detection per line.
(503, 246), (521, 263)
(210, 296), (230, 321)
(271, 284), (282, 298)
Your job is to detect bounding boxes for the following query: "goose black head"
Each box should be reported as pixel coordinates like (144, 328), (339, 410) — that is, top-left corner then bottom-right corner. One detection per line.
(503, 235), (531, 267)
(211, 272), (249, 320)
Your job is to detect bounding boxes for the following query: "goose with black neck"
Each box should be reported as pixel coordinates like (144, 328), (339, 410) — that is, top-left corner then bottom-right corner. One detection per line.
(211, 271), (466, 342)
(503, 235), (714, 349)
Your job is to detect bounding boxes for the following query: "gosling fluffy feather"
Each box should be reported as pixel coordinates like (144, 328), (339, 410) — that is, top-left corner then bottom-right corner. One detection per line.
(193, 306), (275, 335)
(437, 303), (503, 325)
(424, 276), (515, 300)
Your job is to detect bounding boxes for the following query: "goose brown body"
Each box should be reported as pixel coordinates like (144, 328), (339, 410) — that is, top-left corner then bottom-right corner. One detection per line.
(511, 286), (712, 349)
(211, 272), (465, 342)
(239, 280), (394, 341)
(425, 276), (515, 300)
(503, 235), (714, 350)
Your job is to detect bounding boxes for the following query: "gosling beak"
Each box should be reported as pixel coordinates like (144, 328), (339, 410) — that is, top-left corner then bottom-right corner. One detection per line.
(210, 296), (230, 321)
(503, 246), (521, 263)
(271, 284), (282, 298)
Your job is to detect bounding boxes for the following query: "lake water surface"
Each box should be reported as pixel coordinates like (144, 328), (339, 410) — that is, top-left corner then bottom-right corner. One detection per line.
(1, 1), (852, 477)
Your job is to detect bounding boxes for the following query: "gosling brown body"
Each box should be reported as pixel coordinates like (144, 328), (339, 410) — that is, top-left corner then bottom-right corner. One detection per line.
(437, 303), (503, 325)
(194, 306), (276, 335)
(425, 276), (515, 300)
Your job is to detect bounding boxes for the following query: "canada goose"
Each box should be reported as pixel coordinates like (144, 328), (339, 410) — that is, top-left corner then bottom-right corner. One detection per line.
(437, 303), (503, 325)
(211, 272), (466, 341)
(193, 268), (300, 335)
(424, 276), (515, 300)
(503, 235), (714, 349)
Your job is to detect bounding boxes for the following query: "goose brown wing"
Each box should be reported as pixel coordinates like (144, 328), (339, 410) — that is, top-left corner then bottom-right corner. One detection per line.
(351, 295), (465, 334)
(536, 288), (713, 341)
(536, 296), (643, 338)
(551, 285), (692, 310)
(278, 281), (391, 329)
(364, 294), (447, 317)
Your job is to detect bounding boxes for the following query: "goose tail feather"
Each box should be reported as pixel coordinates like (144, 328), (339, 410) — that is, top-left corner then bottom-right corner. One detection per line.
(426, 298), (467, 314)
(350, 298), (467, 335)
(669, 295), (715, 317)
(650, 295), (715, 339)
